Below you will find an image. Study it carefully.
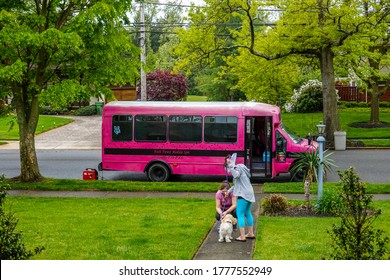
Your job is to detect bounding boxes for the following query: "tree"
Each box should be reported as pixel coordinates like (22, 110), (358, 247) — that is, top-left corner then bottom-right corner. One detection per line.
(136, 70), (188, 100)
(225, 51), (301, 105)
(290, 150), (335, 209)
(0, 0), (139, 182)
(175, 0), (390, 145)
(328, 167), (389, 260)
(338, 2), (390, 125)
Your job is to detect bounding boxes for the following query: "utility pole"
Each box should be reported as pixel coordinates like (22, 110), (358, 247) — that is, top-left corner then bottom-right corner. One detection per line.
(140, 1), (147, 101)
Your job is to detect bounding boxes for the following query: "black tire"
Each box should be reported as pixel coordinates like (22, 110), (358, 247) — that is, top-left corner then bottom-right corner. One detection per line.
(147, 163), (170, 182)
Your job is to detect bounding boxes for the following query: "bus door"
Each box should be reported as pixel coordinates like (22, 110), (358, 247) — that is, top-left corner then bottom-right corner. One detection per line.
(245, 117), (272, 178)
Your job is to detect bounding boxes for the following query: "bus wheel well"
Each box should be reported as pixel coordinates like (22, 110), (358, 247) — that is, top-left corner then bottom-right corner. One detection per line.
(146, 161), (171, 182)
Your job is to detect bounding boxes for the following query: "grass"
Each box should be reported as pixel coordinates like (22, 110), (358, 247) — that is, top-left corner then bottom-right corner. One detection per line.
(282, 108), (390, 146)
(254, 200), (390, 260)
(263, 182), (390, 194)
(8, 178), (220, 192)
(6, 195), (389, 260)
(7, 196), (215, 260)
(7, 178), (390, 194)
(0, 115), (73, 140)
(186, 95), (208, 101)
(4, 178), (390, 260)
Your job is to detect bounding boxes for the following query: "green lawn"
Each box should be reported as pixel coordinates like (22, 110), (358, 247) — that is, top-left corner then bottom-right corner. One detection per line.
(254, 200), (390, 260)
(0, 115), (73, 140)
(8, 178), (220, 192)
(8, 178), (390, 194)
(263, 182), (390, 194)
(5, 178), (390, 260)
(7, 196), (389, 260)
(282, 108), (390, 146)
(186, 95), (208, 101)
(7, 196), (215, 260)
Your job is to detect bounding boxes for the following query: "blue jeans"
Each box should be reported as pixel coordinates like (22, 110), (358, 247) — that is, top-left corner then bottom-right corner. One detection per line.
(236, 198), (253, 228)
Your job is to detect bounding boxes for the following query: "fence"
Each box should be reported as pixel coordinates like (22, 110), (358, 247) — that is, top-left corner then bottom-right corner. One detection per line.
(336, 85), (390, 103)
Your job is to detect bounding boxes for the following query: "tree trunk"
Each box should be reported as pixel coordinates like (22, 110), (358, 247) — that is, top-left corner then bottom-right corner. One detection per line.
(319, 47), (341, 148)
(13, 86), (42, 182)
(370, 84), (381, 125)
(304, 178), (311, 209)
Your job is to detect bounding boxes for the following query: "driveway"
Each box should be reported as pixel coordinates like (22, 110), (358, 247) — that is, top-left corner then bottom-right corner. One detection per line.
(0, 115), (101, 150)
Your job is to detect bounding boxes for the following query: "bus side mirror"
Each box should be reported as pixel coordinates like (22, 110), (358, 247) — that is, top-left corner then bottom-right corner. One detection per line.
(306, 133), (312, 145)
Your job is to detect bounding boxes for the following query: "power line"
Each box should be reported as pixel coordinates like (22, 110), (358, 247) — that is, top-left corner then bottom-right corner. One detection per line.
(133, 1), (284, 12)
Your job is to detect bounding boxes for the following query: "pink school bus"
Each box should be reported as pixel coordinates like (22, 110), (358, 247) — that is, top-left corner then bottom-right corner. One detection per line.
(99, 101), (317, 181)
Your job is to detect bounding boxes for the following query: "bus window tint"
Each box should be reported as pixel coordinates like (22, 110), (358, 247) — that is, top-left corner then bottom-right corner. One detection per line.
(204, 116), (237, 143)
(135, 115), (167, 141)
(169, 115), (202, 142)
(112, 115), (133, 141)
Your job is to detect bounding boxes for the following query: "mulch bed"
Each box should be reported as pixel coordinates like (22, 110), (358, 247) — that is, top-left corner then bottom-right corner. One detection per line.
(349, 122), (390, 129)
(262, 205), (335, 217)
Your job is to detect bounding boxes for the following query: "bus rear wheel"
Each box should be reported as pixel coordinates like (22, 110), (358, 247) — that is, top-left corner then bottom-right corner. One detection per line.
(147, 163), (170, 182)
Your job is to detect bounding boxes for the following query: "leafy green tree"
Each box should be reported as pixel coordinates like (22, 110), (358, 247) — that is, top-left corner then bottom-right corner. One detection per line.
(337, 2), (390, 125)
(129, 1), (185, 72)
(290, 150), (335, 209)
(224, 51), (301, 104)
(175, 0), (390, 145)
(0, 0), (139, 182)
(0, 175), (44, 259)
(174, 1), (247, 101)
(328, 167), (389, 260)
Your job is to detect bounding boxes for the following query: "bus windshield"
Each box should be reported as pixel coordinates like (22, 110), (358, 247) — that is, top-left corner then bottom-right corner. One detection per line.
(280, 124), (303, 144)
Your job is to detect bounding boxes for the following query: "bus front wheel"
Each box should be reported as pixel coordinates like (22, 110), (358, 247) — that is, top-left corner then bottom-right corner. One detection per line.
(147, 163), (170, 182)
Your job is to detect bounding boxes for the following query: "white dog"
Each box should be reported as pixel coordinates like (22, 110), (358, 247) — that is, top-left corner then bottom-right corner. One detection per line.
(218, 214), (237, 243)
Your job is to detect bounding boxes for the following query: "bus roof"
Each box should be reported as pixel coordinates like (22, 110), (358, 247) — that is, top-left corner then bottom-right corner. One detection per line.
(104, 101), (280, 117)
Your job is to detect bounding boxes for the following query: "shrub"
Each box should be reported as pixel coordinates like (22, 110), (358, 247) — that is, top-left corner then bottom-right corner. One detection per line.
(357, 102), (369, 108)
(39, 105), (69, 115)
(327, 167), (389, 260)
(73, 105), (97, 116)
(314, 186), (343, 215)
(379, 102), (390, 108)
(285, 80), (323, 113)
(296, 85), (323, 113)
(0, 175), (44, 259)
(261, 194), (289, 215)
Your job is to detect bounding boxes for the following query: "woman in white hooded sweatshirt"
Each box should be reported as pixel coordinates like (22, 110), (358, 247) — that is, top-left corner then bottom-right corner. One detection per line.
(224, 153), (256, 242)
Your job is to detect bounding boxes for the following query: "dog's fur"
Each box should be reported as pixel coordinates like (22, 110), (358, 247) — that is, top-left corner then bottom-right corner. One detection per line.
(218, 214), (237, 243)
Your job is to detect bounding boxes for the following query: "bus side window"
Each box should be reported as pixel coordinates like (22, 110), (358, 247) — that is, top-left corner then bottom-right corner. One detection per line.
(204, 116), (237, 143)
(112, 115), (133, 142)
(169, 115), (202, 142)
(135, 115), (167, 142)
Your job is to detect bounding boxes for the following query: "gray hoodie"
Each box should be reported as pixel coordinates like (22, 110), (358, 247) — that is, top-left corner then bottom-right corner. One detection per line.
(228, 163), (255, 203)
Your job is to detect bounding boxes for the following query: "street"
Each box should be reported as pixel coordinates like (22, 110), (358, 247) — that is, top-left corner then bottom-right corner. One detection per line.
(0, 149), (389, 183)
